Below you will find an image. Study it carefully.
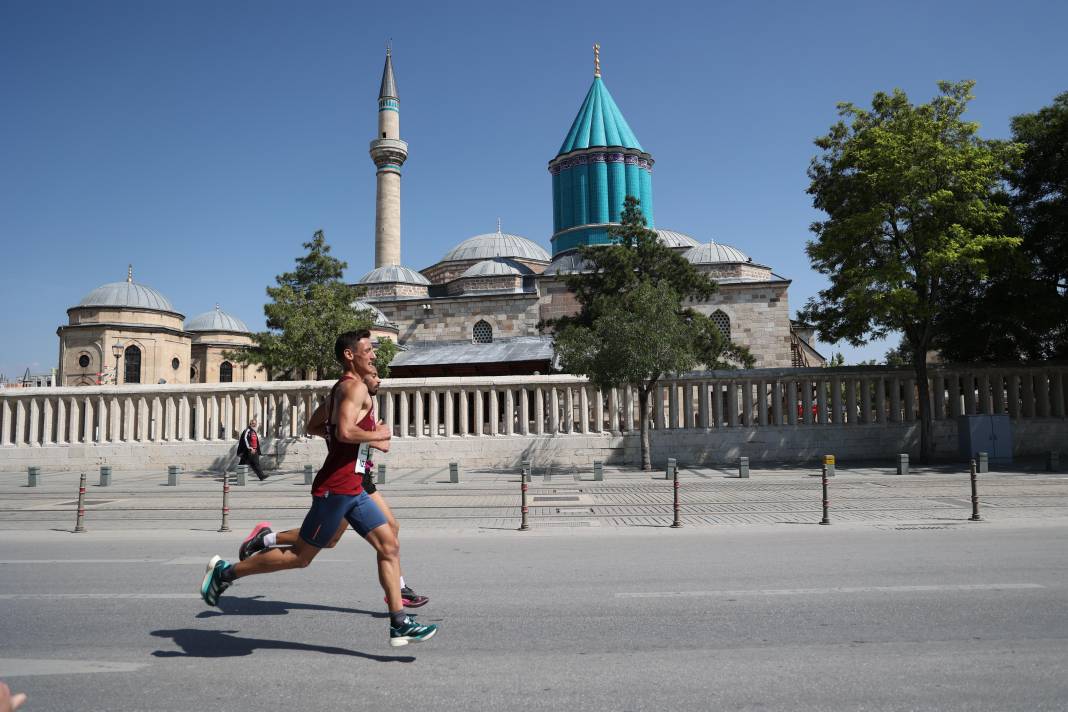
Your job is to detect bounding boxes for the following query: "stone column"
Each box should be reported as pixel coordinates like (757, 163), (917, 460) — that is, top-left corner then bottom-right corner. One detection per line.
(772, 381), (783, 426)
(413, 390), (425, 438)
(888, 377), (901, 423)
(816, 379), (828, 425)
(96, 396), (107, 443)
(700, 382), (711, 429)
(903, 379), (916, 422)
(56, 397), (67, 445)
(655, 384), (667, 430)
(42, 398), (53, 445)
(800, 379), (813, 425)
(459, 390), (469, 436)
(1021, 372), (1036, 418)
(549, 387), (560, 434)
(0, 399), (11, 446)
(608, 388), (619, 435)
(1007, 374), (1020, 419)
(398, 391), (410, 437)
(488, 389), (499, 436)
(473, 390), (484, 436)
(564, 387), (575, 434)
(874, 378), (887, 424)
(1037, 372), (1051, 418)
(445, 389), (456, 437)
(933, 374), (946, 419)
(1052, 371), (1066, 418)
(429, 389), (440, 438)
(594, 388), (604, 433)
(579, 387), (589, 434)
(727, 381), (740, 427)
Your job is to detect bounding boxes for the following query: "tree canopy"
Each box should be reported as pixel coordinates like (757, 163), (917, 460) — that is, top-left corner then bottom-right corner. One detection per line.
(552, 197), (752, 469)
(232, 231), (387, 380)
(800, 80), (1021, 461)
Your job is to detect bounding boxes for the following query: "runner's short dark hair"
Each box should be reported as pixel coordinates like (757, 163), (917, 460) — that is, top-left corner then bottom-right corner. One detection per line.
(335, 330), (372, 364)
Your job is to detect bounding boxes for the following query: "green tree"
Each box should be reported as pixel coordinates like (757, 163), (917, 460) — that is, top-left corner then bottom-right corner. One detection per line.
(374, 337), (399, 378)
(552, 197), (753, 469)
(232, 231), (377, 379)
(800, 81), (1021, 463)
(828, 352), (846, 367)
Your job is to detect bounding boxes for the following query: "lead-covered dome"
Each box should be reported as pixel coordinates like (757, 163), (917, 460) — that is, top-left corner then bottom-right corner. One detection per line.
(77, 272), (177, 313)
(441, 231), (550, 263)
(460, 258), (531, 278)
(358, 265), (431, 285)
(683, 242), (751, 264)
(655, 229), (700, 249)
(352, 300), (392, 327)
(186, 306), (250, 333)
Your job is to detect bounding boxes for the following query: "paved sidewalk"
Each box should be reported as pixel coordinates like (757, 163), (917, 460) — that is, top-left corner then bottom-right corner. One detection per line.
(2, 459), (1066, 532)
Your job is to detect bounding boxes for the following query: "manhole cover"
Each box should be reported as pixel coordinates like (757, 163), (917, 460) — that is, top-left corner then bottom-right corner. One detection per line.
(533, 496), (580, 502)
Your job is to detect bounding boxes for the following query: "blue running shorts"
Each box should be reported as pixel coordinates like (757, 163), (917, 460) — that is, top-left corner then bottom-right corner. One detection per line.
(299, 491), (389, 547)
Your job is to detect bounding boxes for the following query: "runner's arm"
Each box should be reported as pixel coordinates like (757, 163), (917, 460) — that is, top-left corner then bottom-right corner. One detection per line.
(335, 381), (391, 445)
(306, 399), (329, 438)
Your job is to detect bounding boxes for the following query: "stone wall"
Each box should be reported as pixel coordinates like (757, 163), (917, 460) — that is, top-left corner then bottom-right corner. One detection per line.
(374, 294), (541, 343)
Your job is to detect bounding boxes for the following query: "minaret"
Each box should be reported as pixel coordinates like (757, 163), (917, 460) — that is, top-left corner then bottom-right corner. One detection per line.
(369, 45), (408, 268)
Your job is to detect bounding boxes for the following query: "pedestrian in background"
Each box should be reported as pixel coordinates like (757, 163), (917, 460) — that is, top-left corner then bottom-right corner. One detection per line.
(238, 417), (267, 481)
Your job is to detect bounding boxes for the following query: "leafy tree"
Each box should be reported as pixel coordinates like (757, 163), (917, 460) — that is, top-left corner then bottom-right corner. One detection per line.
(232, 231), (377, 380)
(552, 196), (753, 469)
(374, 337), (399, 378)
(828, 352), (846, 367)
(800, 81), (1021, 463)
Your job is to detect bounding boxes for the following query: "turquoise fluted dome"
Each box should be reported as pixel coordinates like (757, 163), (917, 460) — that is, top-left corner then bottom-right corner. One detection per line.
(549, 70), (655, 256)
(557, 77), (643, 155)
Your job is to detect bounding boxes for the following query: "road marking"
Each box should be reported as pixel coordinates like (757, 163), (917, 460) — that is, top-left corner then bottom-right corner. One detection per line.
(0, 658), (147, 677)
(0, 559), (168, 565)
(0, 593), (200, 600)
(616, 583), (1047, 598)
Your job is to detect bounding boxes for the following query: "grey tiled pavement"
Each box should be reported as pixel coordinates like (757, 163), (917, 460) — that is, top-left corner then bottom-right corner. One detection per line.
(2, 459), (1067, 532)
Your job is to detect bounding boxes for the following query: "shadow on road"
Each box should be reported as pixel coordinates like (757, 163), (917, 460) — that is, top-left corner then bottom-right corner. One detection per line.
(195, 595), (387, 619)
(150, 628), (414, 662)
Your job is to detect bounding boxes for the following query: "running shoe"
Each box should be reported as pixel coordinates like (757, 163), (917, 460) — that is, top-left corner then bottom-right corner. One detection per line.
(200, 555), (232, 607)
(238, 522), (273, 561)
(384, 586), (430, 608)
(389, 615), (438, 647)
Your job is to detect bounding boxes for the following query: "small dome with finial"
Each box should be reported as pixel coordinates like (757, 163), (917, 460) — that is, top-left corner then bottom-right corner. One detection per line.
(76, 265), (178, 313)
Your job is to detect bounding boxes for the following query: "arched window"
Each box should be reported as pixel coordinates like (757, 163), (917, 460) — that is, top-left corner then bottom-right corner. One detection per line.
(711, 310), (731, 340)
(123, 345), (142, 384)
(190, 366), (198, 382)
(220, 361), (233, 383)
(472, 320), (493, 343)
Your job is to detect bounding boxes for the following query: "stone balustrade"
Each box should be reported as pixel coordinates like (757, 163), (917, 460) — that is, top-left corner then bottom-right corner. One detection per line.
(1, 364), (1065, 471)
(1, 364), (1065, 449)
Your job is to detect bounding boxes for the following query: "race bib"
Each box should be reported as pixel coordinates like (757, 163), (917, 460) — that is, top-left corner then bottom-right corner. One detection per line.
(356, 442), (370, 473)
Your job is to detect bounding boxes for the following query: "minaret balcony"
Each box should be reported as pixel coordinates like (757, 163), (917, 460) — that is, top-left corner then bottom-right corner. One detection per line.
(370, 138), (409, 168)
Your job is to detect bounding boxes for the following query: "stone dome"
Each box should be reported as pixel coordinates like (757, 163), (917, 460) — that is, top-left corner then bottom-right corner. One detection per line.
(655, 229), (701, 249)
(683, 242), (751, 264)
(185, 306), (250, 333)
(352, 300), (392, 327)
(357, 265), (431, 285)
(441, 230), (551, 263)
(77, 275), (177, 313)
(460, 258), (531, 278)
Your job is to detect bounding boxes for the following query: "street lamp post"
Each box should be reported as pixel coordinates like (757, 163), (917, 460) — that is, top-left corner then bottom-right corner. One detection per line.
(112, 342), (124, 385)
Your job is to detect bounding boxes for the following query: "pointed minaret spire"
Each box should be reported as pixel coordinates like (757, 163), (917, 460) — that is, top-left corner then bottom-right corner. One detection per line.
(370, 45), (408, 268)
(127, 264), (133, 283)
(594, 43), (601, 78)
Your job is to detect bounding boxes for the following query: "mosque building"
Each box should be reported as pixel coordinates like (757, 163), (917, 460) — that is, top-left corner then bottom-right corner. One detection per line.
(365, 46), (824, 376)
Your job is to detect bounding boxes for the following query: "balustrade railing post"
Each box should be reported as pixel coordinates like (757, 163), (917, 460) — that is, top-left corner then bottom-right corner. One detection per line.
(429, 389), (440, 438)
(445, 389), (456, 437)
(519, 388), (530, 435)
(699, 382), (711, 429)
(549, 387), (560, 434)
(579, 386), (589, 434)
(535, 387), (545, 435)
(489, 388), (500, 436)
(458, 389), (469, 436)
(474, 389), (484, 436)
(413, 389), (425, 438)
(741, 381), (753, 427)
(772, 381), (783, 426)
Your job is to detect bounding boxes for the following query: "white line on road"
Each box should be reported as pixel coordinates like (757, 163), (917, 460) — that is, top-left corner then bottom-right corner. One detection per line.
(0, 559), (168, 564)
(616, 583), (1047, 598)
(0, 658), (147, 677)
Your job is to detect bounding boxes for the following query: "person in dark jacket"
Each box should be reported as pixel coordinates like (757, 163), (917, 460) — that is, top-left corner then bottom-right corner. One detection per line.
(238, 418), (266, 480)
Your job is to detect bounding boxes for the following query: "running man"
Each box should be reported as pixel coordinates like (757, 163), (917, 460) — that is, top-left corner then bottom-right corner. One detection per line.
(199, 330), (437, 647)
(238, 371), (429, 608)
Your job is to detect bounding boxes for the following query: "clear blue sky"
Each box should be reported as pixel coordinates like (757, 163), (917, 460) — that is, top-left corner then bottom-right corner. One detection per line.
(2, 0), (1066, 378)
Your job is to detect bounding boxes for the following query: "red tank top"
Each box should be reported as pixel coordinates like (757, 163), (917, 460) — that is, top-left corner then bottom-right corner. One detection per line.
(311, 376), (376, 496)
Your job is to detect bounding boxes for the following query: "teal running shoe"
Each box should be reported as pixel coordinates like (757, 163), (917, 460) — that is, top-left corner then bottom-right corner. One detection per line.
(200, 555), (231, 607)
(389, 614), (438, 647)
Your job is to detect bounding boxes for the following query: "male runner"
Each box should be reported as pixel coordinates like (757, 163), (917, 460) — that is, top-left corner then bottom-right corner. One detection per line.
(238, 371), (429, 608)
(199, 330), (437, 647)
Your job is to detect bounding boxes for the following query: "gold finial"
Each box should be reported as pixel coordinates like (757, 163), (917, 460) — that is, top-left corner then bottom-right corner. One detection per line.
(594, 43), (600, 78)
(215, 303), (220, 311)
(127, 264), (133, 283)
(497, 217), (502, 233)
(386, 39), (391, 57)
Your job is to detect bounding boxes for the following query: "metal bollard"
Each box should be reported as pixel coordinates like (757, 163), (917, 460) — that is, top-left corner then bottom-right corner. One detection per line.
(739, 457), (750, 479)
(1048, 451), (1060, 472)
(27, 466), (40, 487)
(670, 464), (682, 528)
(593, 460), (603, 482)
(519, 474), (530, 531)
(449, 462), (460, 484)
(897, 453), (909, 476)
(377, 464), (387, 485)
(74, 472), (87, 533)
(819, 464), (831, 525)
(99, 465), (112, 487)
(969, 459), (982, 521)
(219, 471), (231, 532)
(665, 457), (676, 481)
(976, 451), (989, 474)
(522, 459), (531, 483)
(167, 465), (180, 486)
(824, 454), (835, 478)
(235, 464), (247, 486)
(304, 464), (314, 485)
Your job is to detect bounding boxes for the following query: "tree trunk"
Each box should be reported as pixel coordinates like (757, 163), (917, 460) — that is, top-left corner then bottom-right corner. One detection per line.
(913, 348), (933, 464)
(639, 386), (652, 471)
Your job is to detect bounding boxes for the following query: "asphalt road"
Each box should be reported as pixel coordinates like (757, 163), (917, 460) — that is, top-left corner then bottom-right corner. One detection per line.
(1, 522), (1066, 711)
